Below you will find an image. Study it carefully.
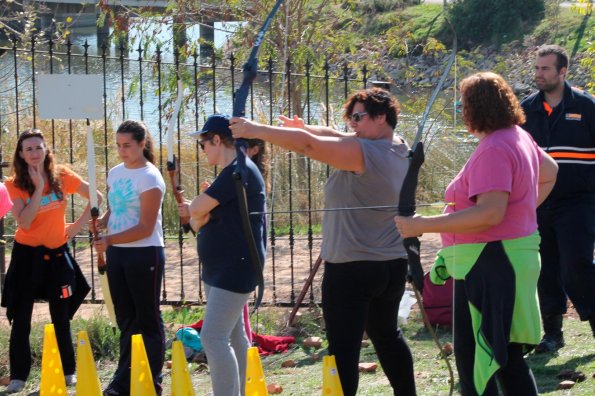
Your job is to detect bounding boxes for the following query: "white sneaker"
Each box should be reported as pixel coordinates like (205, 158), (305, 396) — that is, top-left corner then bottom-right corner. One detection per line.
(5, 379), (25, 393)
(65, 374), (77, 386)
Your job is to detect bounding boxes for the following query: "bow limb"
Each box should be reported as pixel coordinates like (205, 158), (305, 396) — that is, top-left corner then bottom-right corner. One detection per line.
(397, 17), (457, 395)
(86, 119), (116, 327)
(233, 0), (285, 312)
(166, 76), (194, 235)
(398, 16), (456, 290)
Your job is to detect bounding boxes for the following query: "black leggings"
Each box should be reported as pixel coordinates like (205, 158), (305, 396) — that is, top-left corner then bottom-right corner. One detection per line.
(106, 246), (165, 395)
(322, 258), (416, 396)
(454, 280), (538, 395)
(9, 290), (74, 380)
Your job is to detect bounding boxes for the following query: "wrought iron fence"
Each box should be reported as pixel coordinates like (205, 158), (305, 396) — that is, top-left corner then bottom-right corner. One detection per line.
(0, 36), (390, 308)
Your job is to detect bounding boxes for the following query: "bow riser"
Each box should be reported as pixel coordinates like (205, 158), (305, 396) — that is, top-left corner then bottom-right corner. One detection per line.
(232, 0), (285, 311)
(398, 142), (425, 217)
(396, 17), (457, 394)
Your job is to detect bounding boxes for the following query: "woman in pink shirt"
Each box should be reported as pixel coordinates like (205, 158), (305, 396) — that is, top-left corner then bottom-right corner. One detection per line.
(395, 72), (558, 395)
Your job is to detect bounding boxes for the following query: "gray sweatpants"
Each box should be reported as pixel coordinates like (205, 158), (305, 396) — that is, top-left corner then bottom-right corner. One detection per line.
(201, 285), (251, 396)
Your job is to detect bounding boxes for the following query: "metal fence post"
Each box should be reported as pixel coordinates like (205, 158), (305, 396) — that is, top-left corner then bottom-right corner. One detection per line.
(12, 35), (20, 135)
(174, 47), (184, 303)
(31, 35), (36, 128)
(138, 43), (144, 121)
(48, 37), (56, 150)
(267, 55), (277, 304)
(305, 57), (315, 304)
(286, 56), (295, 304)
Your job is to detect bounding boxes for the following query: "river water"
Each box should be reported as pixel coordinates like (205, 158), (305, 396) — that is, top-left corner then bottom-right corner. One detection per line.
(0, 18), (471, 198)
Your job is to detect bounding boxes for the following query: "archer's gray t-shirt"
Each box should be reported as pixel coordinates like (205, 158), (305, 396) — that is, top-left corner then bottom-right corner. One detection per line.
(320, 138), (409, 263)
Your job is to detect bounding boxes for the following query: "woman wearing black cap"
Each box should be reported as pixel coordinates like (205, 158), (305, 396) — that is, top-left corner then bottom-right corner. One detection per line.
(178, 114), (266, 396)
(230, 88), (416, 396)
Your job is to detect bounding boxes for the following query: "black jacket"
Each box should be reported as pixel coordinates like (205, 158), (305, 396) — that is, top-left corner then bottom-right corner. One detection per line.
(521, 81), (595, 206)
(1, 242), (90, 323)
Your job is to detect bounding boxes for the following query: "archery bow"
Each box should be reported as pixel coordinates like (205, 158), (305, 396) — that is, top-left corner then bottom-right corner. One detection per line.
(166, 76), (194, 235)
(86, 119), (116, 327)
(233, 0), (284, 312)
(397, 17), (457, 395)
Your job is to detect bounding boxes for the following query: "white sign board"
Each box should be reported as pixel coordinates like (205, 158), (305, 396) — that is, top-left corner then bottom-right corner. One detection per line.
(38, 74), (103, 120)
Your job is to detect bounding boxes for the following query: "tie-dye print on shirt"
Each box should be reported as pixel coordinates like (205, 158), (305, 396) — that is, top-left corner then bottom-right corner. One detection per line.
(106, 162), (165, 247)
(108, 177), (141, 232)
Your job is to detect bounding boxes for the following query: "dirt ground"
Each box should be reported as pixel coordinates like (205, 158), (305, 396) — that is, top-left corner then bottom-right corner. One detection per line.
(0, 233), (444, 322)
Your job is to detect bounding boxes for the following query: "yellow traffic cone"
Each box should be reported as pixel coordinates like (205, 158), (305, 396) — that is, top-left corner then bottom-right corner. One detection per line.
(40, 323), (67, 395)
(245, 346), (268, 396)
(75, 331), (102, 396)
(171, 340), (195, 396)
(131, 334), (157, 396)
(322, 355), (343, 395)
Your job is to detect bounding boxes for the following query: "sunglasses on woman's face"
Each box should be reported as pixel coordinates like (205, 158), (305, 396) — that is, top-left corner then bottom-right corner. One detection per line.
(199, 137), (213, 150)
(349, 111), (368, 123)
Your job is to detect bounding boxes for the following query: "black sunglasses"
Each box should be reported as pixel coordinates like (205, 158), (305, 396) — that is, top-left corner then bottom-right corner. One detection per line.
(349, 111), (368, 122)
(198, 136), (214, 150)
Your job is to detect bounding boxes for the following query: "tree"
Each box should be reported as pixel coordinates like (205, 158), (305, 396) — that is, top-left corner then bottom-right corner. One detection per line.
(0, 0), (71, 44)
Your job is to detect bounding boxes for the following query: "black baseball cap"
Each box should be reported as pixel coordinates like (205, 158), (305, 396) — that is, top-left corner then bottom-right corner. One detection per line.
(189, 114), (232, 139)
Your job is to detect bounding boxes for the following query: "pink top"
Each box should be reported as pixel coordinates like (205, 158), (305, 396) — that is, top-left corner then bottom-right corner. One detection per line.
(441, 125), (544, 247)
(0, 182), (13, 218)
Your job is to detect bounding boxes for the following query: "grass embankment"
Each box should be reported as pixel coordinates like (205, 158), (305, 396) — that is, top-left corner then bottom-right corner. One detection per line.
(0, 306), (593, 395)
(362, 2), (594, 53)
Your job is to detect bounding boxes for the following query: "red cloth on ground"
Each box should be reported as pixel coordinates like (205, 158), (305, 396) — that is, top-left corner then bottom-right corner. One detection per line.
(251, 333), (295, 356)
(187, 319), (203, 331)
(182, 319), (295, 355)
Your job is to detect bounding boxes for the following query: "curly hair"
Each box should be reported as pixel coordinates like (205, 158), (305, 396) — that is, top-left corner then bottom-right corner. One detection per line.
(11, 129), (63, 199)
(342, 87), (400, 129)
(116, 120), (156, 164)
(460, 72), (525, 134)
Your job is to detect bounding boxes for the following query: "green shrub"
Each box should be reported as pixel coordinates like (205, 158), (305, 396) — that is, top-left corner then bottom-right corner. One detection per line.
(448, 0), (545, 48)
(161, 305), (205, 325)
(72, 316), (120, 361)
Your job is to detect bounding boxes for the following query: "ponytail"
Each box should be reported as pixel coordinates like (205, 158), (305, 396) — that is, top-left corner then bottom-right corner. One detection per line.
(116, 120), (155, 164)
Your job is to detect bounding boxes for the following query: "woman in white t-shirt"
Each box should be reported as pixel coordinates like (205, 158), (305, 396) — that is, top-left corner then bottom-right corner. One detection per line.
(95, 120), (166, 396)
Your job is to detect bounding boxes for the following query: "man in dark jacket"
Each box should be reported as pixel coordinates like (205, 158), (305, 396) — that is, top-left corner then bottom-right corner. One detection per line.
(521, 44), (595, 353)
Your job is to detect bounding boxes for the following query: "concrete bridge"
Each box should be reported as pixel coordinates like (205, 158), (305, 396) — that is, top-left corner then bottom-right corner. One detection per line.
(19, 1), (228, 55)
(42, 0), (169, 6)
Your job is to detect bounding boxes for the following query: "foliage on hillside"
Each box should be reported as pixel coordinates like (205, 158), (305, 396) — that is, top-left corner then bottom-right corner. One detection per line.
(447, 0), (546, 48)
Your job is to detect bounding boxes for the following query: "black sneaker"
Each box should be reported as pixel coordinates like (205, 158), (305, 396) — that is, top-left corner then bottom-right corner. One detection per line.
(534, 334), (565, 353)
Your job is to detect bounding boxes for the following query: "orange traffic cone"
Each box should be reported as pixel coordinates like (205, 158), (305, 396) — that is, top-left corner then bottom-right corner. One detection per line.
(171, 340), (195, 396)
(130, 334), (156, 396)
(76, 331), (102, 396)
(40, 323), (67, 395)
(322, 355), (343, 395)
(245, 346), (268, 395)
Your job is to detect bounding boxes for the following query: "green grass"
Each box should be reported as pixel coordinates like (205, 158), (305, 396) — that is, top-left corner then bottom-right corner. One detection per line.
(161, 305), (205, 326)
(532, 8), (595, 54)
(526, 316), (595, 395)
(361, 3), (443, 38)
(1, 308), (593, 395)
(417, 205), (444, 216)
(272, 223), (322, 237)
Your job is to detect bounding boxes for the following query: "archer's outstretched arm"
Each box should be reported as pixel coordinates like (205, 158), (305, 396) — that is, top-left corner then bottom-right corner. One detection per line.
(278, 115), (353, 137)
(230, 117), (365, 173)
